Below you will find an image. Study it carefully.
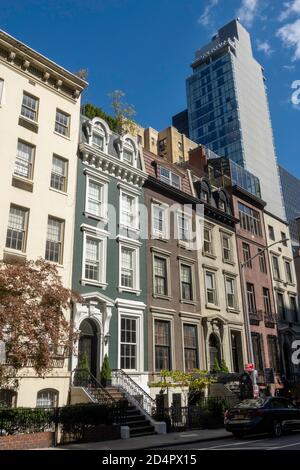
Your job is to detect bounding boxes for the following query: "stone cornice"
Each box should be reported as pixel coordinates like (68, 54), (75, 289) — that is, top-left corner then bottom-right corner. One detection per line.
(0, 29), (87, 101)
(79, 142), (147, 188)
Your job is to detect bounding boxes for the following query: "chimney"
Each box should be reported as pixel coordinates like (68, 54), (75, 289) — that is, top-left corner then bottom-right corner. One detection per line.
(188, 146), (208, 176)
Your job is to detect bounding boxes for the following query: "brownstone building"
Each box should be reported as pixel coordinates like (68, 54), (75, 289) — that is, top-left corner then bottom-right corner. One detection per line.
(143, 151), (202, 405)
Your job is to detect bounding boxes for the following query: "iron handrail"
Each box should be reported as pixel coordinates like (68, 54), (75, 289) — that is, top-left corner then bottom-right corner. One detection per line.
(112, 369), (156, 416)
(72, 368), (116, 404)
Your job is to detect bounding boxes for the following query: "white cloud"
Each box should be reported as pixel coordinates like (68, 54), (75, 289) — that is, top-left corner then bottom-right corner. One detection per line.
(279, 0), (300, 22)
(277, 18), (300, 60)
(256, 39), (274, 56)
(237, 0), (259, 28)
(197, 0), (219, 27)
(283, 64), (296, 70)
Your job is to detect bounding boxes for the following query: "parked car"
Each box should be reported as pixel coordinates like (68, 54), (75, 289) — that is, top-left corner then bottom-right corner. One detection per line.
(224, 397), (300, 438)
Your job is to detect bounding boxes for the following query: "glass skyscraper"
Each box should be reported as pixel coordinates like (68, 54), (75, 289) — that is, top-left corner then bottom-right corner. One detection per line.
(185, 19), (285, 220)
(279, 165), (300, 248)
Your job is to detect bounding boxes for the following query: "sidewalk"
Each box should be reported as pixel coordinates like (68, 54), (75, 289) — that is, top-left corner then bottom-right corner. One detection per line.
(55, 428), (230, 450)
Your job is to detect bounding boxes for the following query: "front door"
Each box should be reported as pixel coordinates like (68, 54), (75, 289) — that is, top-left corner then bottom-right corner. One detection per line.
(78, 319), (98, 377)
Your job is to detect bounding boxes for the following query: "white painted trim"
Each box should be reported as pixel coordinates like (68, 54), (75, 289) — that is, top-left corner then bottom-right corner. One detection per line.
(84, 173), (108, 221)
(119, 188), (139, 231)
(81, 229), (107, 286)
(118, 240), (140, 292)
(117, 307), (144, 372)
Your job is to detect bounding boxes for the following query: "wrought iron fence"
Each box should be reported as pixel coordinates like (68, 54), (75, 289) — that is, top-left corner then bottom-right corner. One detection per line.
(72, 368), (115, 405)
(163, 396), (239, 432)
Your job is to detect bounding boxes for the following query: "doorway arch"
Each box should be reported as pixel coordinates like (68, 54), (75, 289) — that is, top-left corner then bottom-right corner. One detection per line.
(78, 319), (98, 377)
(209, 334), (221, 371)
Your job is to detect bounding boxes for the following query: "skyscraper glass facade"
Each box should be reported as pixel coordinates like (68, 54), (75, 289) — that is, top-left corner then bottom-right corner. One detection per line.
(279, 166), (300, 247)
(187, 53), (244, 166)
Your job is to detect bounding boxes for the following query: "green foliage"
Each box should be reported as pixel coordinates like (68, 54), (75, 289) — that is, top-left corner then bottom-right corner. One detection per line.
(212, 358), (221, 373)
(58, 403), (112, 432)
(219, 359), (229, 373)
(0, 407), (54, 435)
(150, 369), (215, 393)
(100, 355), (111, 384)
(82, 103), (118, 132)
(74, 351), (90, 384)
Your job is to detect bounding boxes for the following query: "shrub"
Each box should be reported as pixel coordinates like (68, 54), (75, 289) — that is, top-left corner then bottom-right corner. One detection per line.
(0, 407), (55, 435)
(100, 355), (112, 386)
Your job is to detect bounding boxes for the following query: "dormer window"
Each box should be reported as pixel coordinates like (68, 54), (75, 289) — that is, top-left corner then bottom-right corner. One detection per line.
(201, 189), (209, 202)
(88, 117), (110, 154)
(219, 200), (226, 211)
(121, 138), (136, 167)
(159, 166), (181, 189)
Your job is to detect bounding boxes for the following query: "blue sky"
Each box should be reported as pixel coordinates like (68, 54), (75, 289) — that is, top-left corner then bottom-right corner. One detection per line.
(1, 0), (300, 178)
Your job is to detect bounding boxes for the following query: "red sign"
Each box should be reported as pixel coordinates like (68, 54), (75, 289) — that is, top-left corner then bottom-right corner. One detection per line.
(245, 363), (255, 371)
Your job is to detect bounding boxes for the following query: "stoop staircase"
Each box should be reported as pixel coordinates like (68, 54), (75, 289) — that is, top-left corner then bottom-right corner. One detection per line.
(73, 369), (157, 437)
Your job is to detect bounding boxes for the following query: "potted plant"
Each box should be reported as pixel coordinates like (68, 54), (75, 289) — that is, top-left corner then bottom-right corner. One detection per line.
(100, 354), (112, 387)
(74, 351), (90, 386)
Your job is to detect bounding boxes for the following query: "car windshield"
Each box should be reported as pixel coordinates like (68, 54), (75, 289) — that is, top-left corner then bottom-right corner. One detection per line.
(234, 398), (267, 409)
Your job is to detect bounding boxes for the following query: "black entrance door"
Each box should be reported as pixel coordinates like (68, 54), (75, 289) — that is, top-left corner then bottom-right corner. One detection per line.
(78, 319), (98, 377)
(209, 334), (221, 371)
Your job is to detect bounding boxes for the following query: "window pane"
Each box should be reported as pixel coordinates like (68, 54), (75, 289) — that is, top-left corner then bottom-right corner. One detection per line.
(120, 317), (137, 370)
(55, 110), (70, 136)
(155, 320), (171, 371)
(21, 93), (38, 121)
(45, 218), (63, 263)
(6, 206), (27, 251)
(88, 180), (102, 216)
(85, 237), (100, 281)
(154, 256), (167, 295)
(121, 247), (134, 288)
(14, 140), (34, 179)
(51, 156), (67, 192)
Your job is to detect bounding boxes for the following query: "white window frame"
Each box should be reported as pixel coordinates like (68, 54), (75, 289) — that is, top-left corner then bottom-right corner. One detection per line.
(14, 139), (35, 180)
(179, 260), (195, 303)
(120, 138), (138, 168)
(118, 308), (144, 372)
(45, 216), (65, 265)
(21, 92), (39, 122)
(284, 258), (294, 284)
(81, 226), (108, 287)
(55, 109), (70, 137)
(6, 204), (29, 253)
(176, 211), (192, 248)
(119, 188), (139, 231)
(205, 270), (218, 307)
(159, 166), (181, 189)
(151, 201), (169, 239)
(224, 275), (237, 311)
(50, 154), (68, 193)
(221, 232), (232, 263)
(119, 240), (140, 294)
(85, 173), (108, 221)
(272, 254), (281, 281)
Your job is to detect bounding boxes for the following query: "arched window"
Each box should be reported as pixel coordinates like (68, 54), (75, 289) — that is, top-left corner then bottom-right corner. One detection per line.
(36, 389), (58, 408)
(209, 334), (221, 371)
(119, 135), (138, 167)
(89, 117), (111, 153)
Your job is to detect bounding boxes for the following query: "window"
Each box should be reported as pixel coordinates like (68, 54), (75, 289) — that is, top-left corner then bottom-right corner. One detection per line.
(281, 232), (287, 246)
(159, 166), (180, 189)
(246, 283), (256, 313)
(219, 199), (226, 211)
(263, 288), (272, 314)
(225, 277), (236, 309)
(183, 324), (198, 371)
(84, 236), (102, 282)
(268, 225), (275, 241)
(152, 203), (168, 239)
(203, 227), (213, 255)
(177, 212), (192, 244)
(205, 271), (217, 305)
(222, 234), (232, 262)
(14, 140), (34, 180)
(21, 92), (38, 121)
(155, 320), (171, 371)
(290, 296), (298, 323)
(120, 192), (138, 229)
(6, 205), (29, 251)
(258, 249), (267, 273)
(45, 217), (64, 264)
(242, 243), (252, 268)
(0, 389), (17, 407)
(238, 202), (262, 236)
(120, 317), (137, 370)
(123, 148), (134, 165)
(92, 131), (104, 150)
(153, 256), (168, 296)
(251, 333), (263, 372)
(267, 336), (280, 372)
(277, 292), (286, 321)
(180, 264), (193, 301)
(87, 179), (103, 218)
(272, 255), (281, 280)
(50, 155), (68, 192)
(120, 245), (139, 291)
(55, 109), (70, 136)
(201, 189), (209, 202)
(36, 389), (58, 408)
(285, 260), (293, 284)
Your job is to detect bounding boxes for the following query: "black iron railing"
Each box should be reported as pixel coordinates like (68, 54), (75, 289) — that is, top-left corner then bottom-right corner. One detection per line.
(249, 310), (263, 325)
(112, 369), (156, 417)
(72, 368), (115, 405)
(264, 312), (277, 328)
